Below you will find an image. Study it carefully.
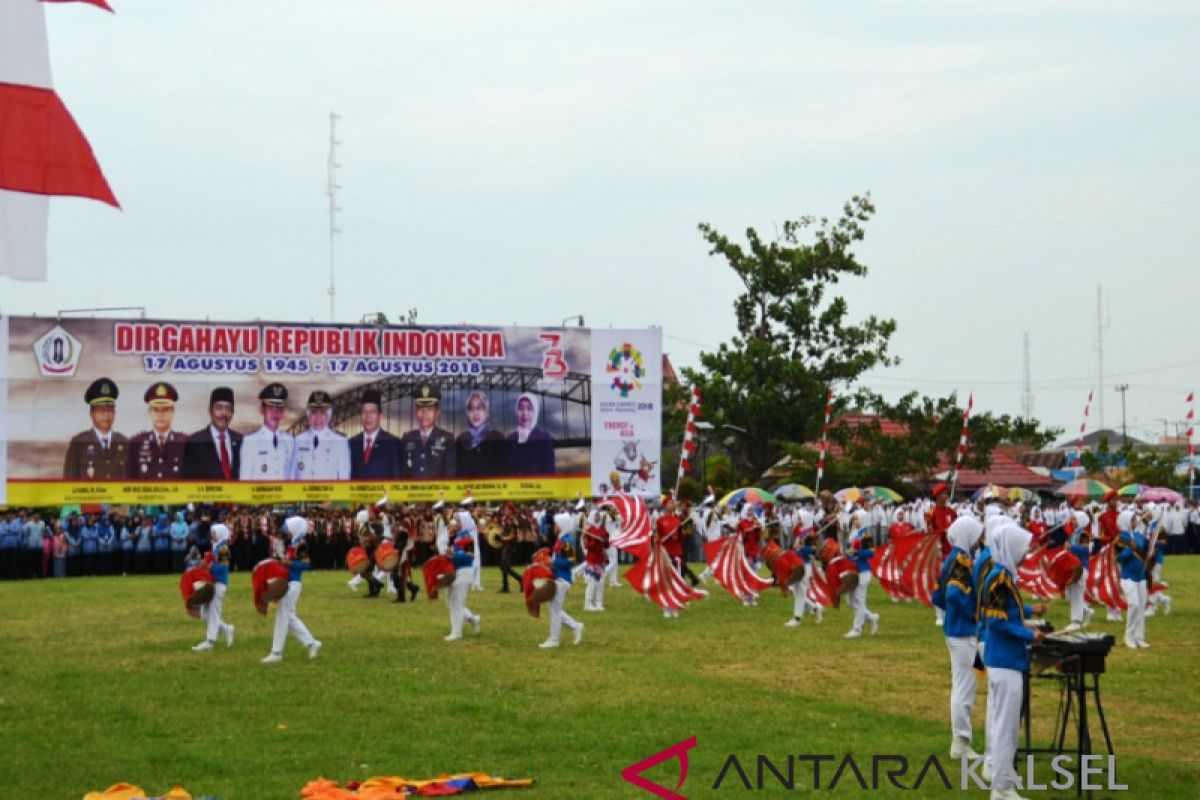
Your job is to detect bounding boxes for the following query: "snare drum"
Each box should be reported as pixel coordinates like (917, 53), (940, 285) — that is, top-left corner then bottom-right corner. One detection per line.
(252, 558), (290, 615)
(422, 554), (456, 600)
(772, 550), (806, 589)
(346, 546), (371, 576)
(762, 540), (782, 570)
(179, 566), (216, 619)
(375, 540), (400, 571)
(522, 564), (557, 618)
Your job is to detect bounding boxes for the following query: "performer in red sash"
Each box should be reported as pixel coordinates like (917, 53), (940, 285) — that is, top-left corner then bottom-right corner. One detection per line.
(926, 483), (957, 627)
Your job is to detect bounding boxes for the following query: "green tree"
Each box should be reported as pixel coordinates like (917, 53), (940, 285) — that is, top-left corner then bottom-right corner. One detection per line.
(683, 195), (897, 481)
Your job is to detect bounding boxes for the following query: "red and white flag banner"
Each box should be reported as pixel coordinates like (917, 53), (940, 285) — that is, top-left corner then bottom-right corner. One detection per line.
(815, 389), (833, 491)
(950, 392), (973, 483)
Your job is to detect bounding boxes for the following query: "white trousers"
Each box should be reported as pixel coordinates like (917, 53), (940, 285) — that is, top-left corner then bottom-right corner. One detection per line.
(946, 636), (978, 742)
(272, 582), (315, 654)
(1065, 570), (1087, 624)
(790, 571), (819, 618)
(203, 582), (231, 643)
(985, 666), (1023, 791)
(548, 579), (582, 644)
(1121, 578), (1147, 644)
(848, 572), (878, 633)
(605, 546), (620, 586)
(448, 568), (477, 636)
(584, 570), (606, 609)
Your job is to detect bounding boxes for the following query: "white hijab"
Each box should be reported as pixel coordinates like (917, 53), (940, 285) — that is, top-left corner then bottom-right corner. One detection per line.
(515, 392), (539, 443)
(990, 523), (1032, 576)
(210, 523), (231, 548)
(946, 516), (983, 553)
(284, 515), (309, 545)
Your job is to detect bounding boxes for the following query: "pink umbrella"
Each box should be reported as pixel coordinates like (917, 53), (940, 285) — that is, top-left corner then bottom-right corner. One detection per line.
(1139, 487), (1183, 504)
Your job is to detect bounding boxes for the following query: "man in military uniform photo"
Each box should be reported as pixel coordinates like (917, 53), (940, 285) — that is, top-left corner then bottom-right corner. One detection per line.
(292, 390), (351, 480)
(401, 383), (456, 479)
(63, 378), (129, 480)
(183, 386), (243, 481)
(240, 383), (295, 480)
(127, 381), (188, 481)
(349, 389), (403, 480)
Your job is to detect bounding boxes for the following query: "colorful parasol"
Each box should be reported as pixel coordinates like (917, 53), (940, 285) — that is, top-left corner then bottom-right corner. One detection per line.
(1117, 483), (1148, 497)
(1007, 487), (1038, 502)
(1055, 478), (1112, 500)
(718, 487), (777, 507)
(1139, 486), (1183, 504)
(865, 486), (903, 503)
(773, 483), (816, 501)
(834, 487), (864, 504)
(971, 484), (1008, 501)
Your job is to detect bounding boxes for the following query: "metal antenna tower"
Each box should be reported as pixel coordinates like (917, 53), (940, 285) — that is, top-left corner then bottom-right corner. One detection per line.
(1094, 285), (1110, 434)
(326, 111), (342, 322)
(1022, 332), (1033, 419)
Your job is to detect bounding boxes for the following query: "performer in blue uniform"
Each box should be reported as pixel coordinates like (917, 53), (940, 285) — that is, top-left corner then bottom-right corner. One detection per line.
(843, 532), (878, 638)
(192, 524), (235, 652)
(262, 517), (320, 663)
(444, 532), (481, 641)
(932, 516), (983, 760)
(541, 513), (584, 648)
(980, 523), (1046, 800)
(1116, 510), (1149, 649)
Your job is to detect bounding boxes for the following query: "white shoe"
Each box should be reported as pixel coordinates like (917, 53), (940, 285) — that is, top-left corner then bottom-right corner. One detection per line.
(1163, 596), (1172, 615)
(815, 608), (824, 624)
(844, 630), (862, 639)
(444, 634), (462, 642)
(935, 618), (944, 627)
(574, 624), (585, 645)
(347, 576), (361, 592)
(471, 615), (481, 634)
(869, 616), (879, 635)
(949, 738), (979, 760)
(539, 640), (560, 649)
(308, 640), (322, 660)
(1145, 606), (1156, 618)
(191, 640), (214, 652)
(981, 762), (993, 784)
(1125, 638), (1138, 650)
(1061, 622), (1081, 634)
(1082, 607), (1095, 626)
(1137, 640), (1150, 649)
(594, 606), (605, 612)
(261, 652), (283, 663)
(225, 625), (235, 648)
(785, 617), (801, 628)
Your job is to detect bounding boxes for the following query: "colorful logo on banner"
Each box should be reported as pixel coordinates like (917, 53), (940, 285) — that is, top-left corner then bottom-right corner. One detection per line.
(33, 324), (83, 377)
(606, 342), (646, 397)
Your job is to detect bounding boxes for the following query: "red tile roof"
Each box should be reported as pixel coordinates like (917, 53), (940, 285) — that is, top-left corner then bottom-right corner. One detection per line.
(939, 449), (1056, 489)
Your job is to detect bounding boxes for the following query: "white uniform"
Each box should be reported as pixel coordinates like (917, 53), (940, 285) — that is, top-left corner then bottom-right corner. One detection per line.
(239, 427), (295, 480)
(291, 428), (351, 480)
(456, 509), (482, 590)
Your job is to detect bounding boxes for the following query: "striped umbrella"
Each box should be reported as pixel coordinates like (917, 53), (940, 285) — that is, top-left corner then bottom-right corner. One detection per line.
(774, 483), (816, 501)
(971, 484), (1008, 502)
(718, 487), (777, 507)
(1117, 483), (1148, 497)
(866, 486), (903, 503)
(835, 487), (865, 504)
(1055, 478), (1112, 500)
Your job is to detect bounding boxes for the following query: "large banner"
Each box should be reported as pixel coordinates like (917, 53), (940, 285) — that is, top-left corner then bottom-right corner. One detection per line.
(0, 316), (662, 506)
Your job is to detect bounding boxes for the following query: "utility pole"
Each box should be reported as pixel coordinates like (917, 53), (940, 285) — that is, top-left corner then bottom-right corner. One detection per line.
(1022, 332), (1034, 419)
(326, 111), (342, 322)
(1115, 384), (1129, 446)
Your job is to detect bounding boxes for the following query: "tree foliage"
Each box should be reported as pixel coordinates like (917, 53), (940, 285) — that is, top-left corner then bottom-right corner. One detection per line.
(681, 195), (897, 480)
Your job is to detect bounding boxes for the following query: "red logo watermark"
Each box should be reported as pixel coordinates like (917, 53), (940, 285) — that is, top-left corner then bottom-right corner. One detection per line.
(620, 736), (697, 799)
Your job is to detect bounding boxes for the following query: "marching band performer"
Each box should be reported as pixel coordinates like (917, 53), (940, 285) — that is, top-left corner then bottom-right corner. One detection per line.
(695, 491), (722, 585)
(932, 516), (983, 761)
(262, 516), (321, 663)
(582, 506), (611, 611)
(843, 529), (879, 638)
(355, 510), (386, 599)
(494, 503), (523, 594)
(1059, 521), (1094, 631)
(390, 511), (420, 603)
(1096, 492), (1123, 621)
(1116, 510), (1150, 649)
(191, 523), (235, 652)
(785, 532), (823, 626)
(444, 532), (482, 642)
(980, 523), (1046, 800)
(926, 483), (957, 627)
(433, 497), (452, 556)
(456, 495), (483, 591)
(541, 512), (584, 648)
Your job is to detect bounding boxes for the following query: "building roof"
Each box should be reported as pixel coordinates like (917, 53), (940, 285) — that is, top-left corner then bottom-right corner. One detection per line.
(938, 448), (1056, 489)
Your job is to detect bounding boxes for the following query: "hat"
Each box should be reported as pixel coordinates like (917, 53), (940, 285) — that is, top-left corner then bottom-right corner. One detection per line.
(413, 383), (441, 406)
(460, 492), (474, 508)
(85, 378), (119, 406)
(931, 482), (949, 498)
(144, 381), (178, 407)
(431, 497), (445, 511)
(361, 389), (383, 409)
(209, 386), (235, 407)
(307, 390), (333, 409)
(259, 383), (288, 406)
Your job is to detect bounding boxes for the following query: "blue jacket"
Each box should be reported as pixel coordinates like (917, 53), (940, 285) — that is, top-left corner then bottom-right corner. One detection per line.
(80, 523), (99, 554)
(97, 520), (114, 551)
(934, 547), (977, 638)
(211, 541), (232, 585)
(0, 521), (18, 550)
(287, 543), (310, 582)
(980, 564), (1036, 671)
(1069, 540), (1090, 570)
(853, 547), (874, 573)
(1116, 531), (1147, 582)
(451, 545), (474, 570)
(798, 544), (817, 564)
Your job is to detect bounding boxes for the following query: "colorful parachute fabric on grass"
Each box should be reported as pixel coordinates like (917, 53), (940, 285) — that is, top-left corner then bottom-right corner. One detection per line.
(300, 773), (534, 798)
(82, 784), (215, 800)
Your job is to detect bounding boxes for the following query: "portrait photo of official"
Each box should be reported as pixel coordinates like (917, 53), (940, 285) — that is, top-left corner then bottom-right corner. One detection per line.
(349, 389), (403, 480)
(456, 391), (505, 478)
(506, 392), (555, 476)
(239, 382), (295, 480)
(400, 383), (455, 479)
(127, 381), (187, 481)
(63, 377), (129, 481)
(292, 390), (351, 480)
(183, 386), (242, 481)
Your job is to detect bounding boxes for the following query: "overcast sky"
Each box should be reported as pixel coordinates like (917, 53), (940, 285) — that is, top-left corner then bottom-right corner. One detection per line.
(4, 0), (1198, 446)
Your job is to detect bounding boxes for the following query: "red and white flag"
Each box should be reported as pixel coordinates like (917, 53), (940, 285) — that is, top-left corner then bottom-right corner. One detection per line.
(1, 0), (118, 282)
(1074, 390), (1094, 465)
(815, 389), (833, 492)
(1187, 391), (1195, 492)
(950, 392), (974, 485)
(677, 386), (701, 480)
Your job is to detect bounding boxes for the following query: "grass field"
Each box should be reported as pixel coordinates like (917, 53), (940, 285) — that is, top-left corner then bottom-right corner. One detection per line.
(1, 559), (1197, 800)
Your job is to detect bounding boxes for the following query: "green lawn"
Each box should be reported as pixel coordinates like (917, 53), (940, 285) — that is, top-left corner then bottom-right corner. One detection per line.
(1, 559), (1197, 799)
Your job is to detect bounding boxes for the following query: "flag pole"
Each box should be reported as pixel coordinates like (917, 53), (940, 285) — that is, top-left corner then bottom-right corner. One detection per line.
(814, 389), (833, 494)
(675, 386), (702, 496)
(948, 393), (973, 501)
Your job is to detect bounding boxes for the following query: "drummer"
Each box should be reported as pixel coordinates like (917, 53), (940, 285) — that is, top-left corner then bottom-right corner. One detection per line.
(262, 516), (321, 663)
(785, 532), (823, 627)
(444, 532), (481, 642)
(455, 494), (483, 591)
(541, 512), (584, 648)
(191, 522), (235, 652)
(843, 530), (879, 639)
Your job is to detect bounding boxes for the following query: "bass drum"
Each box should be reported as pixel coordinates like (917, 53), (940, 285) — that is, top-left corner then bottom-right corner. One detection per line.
(346, 546), (371, 575)
(522, 564), (557, 618)
(252, 558), (290, 615)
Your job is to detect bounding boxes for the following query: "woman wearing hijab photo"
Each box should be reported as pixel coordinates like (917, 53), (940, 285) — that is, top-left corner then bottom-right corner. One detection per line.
(456, 392), (506, 477)
(506, 393), (555, 476)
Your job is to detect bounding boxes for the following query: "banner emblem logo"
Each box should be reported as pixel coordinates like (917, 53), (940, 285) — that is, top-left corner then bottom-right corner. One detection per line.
(33, 324), (83, 377)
